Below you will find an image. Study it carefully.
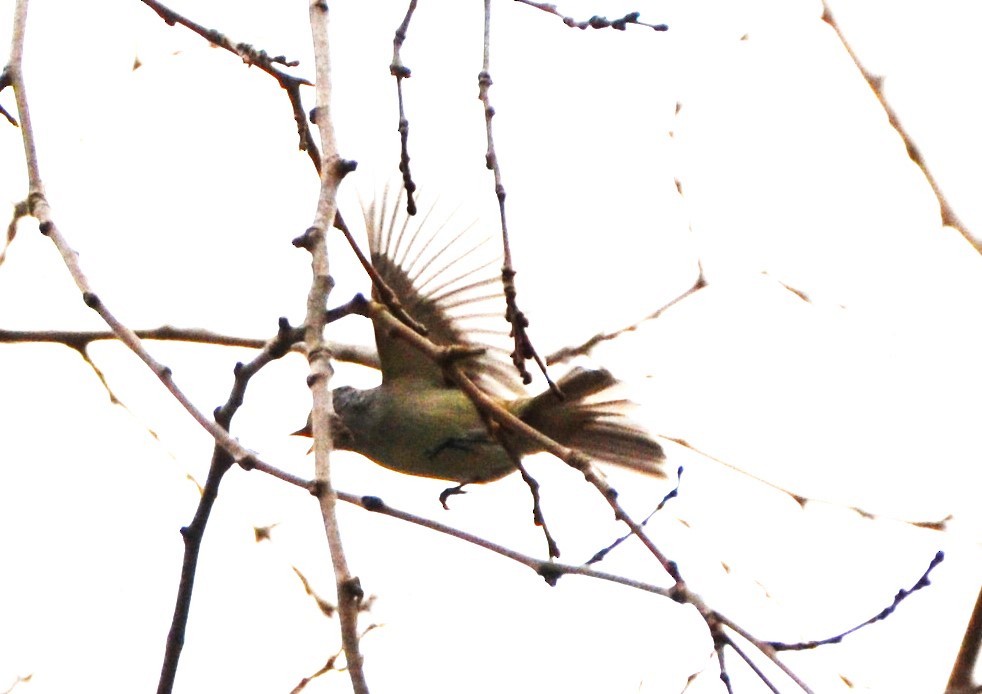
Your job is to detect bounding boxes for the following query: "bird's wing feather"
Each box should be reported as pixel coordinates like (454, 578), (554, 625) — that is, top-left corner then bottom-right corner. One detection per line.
(362, 187), (524, 397)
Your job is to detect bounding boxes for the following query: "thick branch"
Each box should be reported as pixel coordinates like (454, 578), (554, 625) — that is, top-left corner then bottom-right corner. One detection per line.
(304, 1), (367, 690)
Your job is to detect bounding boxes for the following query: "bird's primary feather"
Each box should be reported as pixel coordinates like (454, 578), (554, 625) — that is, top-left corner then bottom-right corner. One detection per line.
(362, 188), (523, 397)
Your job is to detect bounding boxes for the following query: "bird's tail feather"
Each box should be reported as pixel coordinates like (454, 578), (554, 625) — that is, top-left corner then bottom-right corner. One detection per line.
(519, 367), (666, 477)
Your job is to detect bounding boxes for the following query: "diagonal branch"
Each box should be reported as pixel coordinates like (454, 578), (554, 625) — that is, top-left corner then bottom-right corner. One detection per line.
(157, 319), (299, 694)
(7, 0), (271, 500)
(137, 0), (321, 173)
(821, 2), (978, 253)
(546, 263), (706, 365)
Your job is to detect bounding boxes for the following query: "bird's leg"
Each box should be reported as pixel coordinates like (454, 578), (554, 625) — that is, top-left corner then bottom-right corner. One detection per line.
(439, 483), (468, 510)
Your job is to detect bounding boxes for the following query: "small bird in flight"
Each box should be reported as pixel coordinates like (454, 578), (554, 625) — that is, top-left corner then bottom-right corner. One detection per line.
(299, 186), (666, 494)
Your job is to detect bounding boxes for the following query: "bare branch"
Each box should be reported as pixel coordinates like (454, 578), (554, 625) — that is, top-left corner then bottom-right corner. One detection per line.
(304, 0), (367, 690)
(546, 264), (706, 365)
(157, 319), (300, 693)
(768, 552), (945, 652)
(390, 0), (419, 215)
(665, 436), (951, 531)
(344, 492), (673, 595)
(137, 0), (321, 172)
(821, 2), (978, 252)
(0, 326), (380, 370)
(478, 0), (555, 391)
(515, 2), (668, 32)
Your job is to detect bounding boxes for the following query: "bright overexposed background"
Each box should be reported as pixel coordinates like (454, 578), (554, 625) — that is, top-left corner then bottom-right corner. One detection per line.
(1, 1), (980, 692)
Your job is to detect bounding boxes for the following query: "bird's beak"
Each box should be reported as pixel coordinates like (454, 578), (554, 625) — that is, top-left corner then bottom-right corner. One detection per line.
(291, 413), (312, 438)
(291, 414), (353, 448)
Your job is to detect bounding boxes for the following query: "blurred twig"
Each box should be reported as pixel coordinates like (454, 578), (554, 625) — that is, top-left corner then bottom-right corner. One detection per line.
(546, 263), (706, 365)
(821, 2), (979, 253)
(947, 585), (982, 693)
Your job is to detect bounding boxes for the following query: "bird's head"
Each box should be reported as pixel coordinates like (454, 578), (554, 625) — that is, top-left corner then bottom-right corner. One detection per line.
(291, 385), (375, 451)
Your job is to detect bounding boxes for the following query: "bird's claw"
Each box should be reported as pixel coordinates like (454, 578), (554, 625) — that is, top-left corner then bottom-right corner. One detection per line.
(439, 484), (468, 510)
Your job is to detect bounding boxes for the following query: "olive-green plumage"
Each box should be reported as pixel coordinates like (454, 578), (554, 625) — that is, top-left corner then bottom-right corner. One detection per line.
(311, 188), (666, 484)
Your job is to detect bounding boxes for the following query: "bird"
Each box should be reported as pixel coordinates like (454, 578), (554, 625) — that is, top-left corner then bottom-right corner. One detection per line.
(299, 186), (666, 492)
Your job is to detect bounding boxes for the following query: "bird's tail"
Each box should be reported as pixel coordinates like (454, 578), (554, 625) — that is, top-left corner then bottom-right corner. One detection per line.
(518, 367), (666, 477)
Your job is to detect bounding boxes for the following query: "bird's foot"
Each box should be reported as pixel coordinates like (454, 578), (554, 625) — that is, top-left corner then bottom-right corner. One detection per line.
(439, 483), (468, 510)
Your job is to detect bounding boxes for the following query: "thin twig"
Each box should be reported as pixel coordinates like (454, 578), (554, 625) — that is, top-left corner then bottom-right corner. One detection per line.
(137, 0), (321, 173)
(715, 643), (735, 694)
(546, 264), (706, 365)
(0, 674), (32, 694)
(343, 492), (673, 594)
(820, 2), (978, 253)
(478, 0), (554, 391)
(390, 0), (419, 215)
(514, 2), (668, 32)
(719, 634), (783, 693)
(481, 426), (561, 559)
(665, 436), (951, 531)
(0, 327), (380, 370)
(585, 466), (683, 565)
(512, 455), (560, 558)
(703, 610), (815, 693)
(768, 551), (945, 652)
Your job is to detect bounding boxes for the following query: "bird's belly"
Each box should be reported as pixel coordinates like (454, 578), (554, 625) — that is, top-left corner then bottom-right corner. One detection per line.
(360, 389), (516, 483)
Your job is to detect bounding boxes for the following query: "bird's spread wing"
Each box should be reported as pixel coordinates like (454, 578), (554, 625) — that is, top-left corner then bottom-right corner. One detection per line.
(361, 187), (524, 397)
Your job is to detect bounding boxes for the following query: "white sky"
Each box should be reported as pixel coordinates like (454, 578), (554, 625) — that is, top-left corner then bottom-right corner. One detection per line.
(1, 1), (980, 693)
